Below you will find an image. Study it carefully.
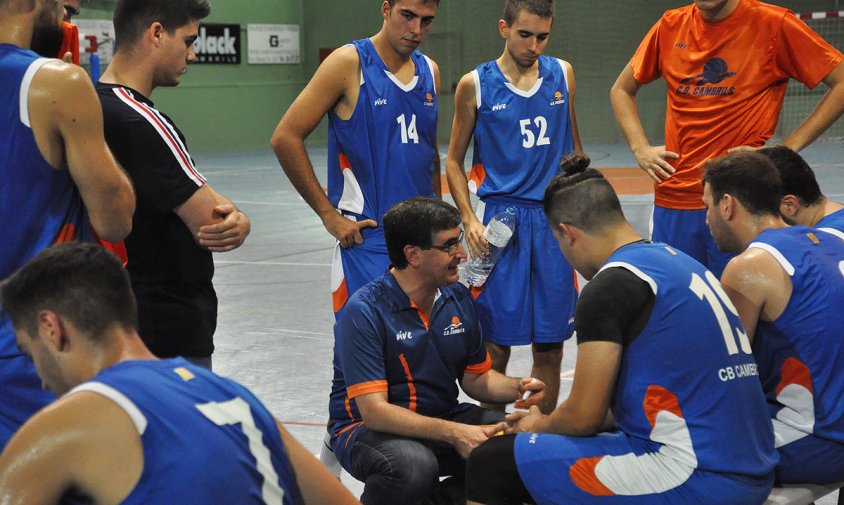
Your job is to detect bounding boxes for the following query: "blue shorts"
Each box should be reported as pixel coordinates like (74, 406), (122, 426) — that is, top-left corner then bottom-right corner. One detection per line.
(651, 206), (734, 277)
(331, 225), (390, 319)
(514, 431), (774, 505)
(0, 354), (55, 450)
(472, 198), (577, 346)
(776, 432), (844, 485)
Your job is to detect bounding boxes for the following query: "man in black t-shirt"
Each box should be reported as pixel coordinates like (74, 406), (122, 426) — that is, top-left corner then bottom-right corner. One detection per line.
(96, 0), (250, 369)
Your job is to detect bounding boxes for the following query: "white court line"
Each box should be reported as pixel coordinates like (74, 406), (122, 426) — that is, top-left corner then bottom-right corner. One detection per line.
(248, 328), (333, 337)
(561, 369), (575, 381)
(215, 260), (330, 267)
(235, 200), (309, 206)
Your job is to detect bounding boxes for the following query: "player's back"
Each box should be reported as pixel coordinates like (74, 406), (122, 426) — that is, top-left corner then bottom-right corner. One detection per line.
(606, 242), (777, 477)
(70, 358), (302, 504)
(0, 46), (90, 357)
(749, 226), (844, 444)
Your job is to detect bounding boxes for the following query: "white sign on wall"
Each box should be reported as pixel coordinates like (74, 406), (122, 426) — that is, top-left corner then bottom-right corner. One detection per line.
(247, 24), (300, 64)
(74, 19), (116, 65)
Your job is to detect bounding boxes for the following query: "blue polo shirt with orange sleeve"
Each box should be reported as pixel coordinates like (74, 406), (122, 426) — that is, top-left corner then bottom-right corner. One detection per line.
(328, 269), (492, 470)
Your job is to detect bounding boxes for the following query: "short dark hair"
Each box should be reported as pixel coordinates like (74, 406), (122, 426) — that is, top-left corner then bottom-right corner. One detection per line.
(387, 0), (440, 7)
(0, 243), (138, 342)
(383, 197), (461, 269)
(757, 146), (823, 206)
(703, 152), (782, 217)
(543, 168), (626, 233)
(113, 0), (210, 52)
(504, 0), (553, 25)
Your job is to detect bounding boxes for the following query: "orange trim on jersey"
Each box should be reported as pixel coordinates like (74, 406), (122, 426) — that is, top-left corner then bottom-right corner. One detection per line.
(469, 285), (484, 300)
(332, 278), (349, 314)
(776, 357), (813, 396)
(398, 353), (417, 412)
(347, 380), (389, 399)
(570, 456), (615, 496)
(344, 395), (354, 420)
(343, 422), (366, 448)
(464, 352), (492, 375)
(409, 300), (430, 330)
(53, 223), (76, 244)
(572, 267), (580, 293)
(642, 384), (684, 430)
(338, 152), (353, 172)
(469, 163), (486, 192)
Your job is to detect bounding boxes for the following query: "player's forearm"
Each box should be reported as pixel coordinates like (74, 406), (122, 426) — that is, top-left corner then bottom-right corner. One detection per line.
(445, 159), (477, 221)
(543, 401), (607, 436)
(782, 82), (844, 152)
(271, 135), (337, 220)
(610, 86), (651, 152)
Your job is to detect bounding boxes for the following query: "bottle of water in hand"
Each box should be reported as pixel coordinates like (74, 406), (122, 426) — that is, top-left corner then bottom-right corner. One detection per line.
(464, 207), (517, 287)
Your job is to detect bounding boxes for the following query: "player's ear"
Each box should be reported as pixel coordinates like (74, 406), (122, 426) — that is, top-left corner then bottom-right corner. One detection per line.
(37, 310), (64, 351)
(498, 19), (509, 39)
(780, 194), (799, 219)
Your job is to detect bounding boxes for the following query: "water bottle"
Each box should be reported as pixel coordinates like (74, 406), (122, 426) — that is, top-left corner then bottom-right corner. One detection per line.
(463, 207), (517, 287)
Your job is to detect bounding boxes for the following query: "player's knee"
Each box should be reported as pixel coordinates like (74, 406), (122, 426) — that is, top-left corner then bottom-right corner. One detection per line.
(531, 342), (563, 366)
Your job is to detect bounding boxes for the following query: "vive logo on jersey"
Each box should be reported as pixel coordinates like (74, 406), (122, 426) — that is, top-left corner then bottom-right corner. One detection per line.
(396, 330), (412, 341)
(675, 57), (736, 97)
(424, 92), (435, 107)
(375, 98), (389, 106)
(492, 102), (508, 112)
(443, 316), (465, 336)
(549, 90), (565, 106)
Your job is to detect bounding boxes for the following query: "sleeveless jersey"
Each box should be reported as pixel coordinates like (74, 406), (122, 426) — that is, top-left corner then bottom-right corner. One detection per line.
(327, 38), (437, 225)
(604, 242), (777, 476)
(816, 208), (844, 240)
(630, 0), (842, 209)
(0, 45), (91, 358)
(69, 358), (303, 504)
(469, 56), (574, 202)
(748, 227), (844, 446)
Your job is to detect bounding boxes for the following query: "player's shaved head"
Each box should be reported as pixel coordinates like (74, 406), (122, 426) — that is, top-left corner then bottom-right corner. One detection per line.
(504, 0), (553, 25)
(543, 168), (626, 234)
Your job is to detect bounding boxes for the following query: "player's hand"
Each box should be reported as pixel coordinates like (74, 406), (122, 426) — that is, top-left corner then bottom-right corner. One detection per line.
(463, 216), (488, 260)
(62, 51), (74, 64)
(451, 423), (497, 459)
(633, 145), (678, 183)
(504, 406), (546, 434)
(514, 377), (545, 410)
(324, 212), (377, 248)
(198, 204), (250, 252)
(727, 145), (764, 154)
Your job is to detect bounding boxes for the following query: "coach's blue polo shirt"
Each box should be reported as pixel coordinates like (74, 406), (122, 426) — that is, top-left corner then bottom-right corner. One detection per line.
(328, 269), (492, 466)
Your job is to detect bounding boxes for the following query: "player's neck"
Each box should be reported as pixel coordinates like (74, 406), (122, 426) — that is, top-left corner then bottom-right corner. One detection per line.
(821, 198), (844, 224)
(0, 15), (34, 49)
(100, 53), (155, 97)
(603, 224), (645, 260)
(370, 32), (414, 75)
(496, 54), (539, 89)
(747, 214), (789, 244)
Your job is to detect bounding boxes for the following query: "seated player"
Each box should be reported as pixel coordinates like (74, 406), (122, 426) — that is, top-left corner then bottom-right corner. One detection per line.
(704, 152), (844, 485)
(0, 243), (358, 505)
(466, 169), (777, 505)
(758, 146), (844, 239)
(329, 197), (545, 505)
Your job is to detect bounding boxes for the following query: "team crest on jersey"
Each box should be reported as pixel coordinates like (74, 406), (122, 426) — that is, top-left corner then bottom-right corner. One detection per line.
(549, 90), (565, 106)
(443, 316), (465, 336)
(424, 92), (435, 107)
(675, 57), (736, 97)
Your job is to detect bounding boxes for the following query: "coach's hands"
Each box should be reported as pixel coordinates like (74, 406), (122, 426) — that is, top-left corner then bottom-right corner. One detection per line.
(463, 215), (488, 260)
(324, 212), (377, 248)
(451, 423), (501, 459)
(199, 204), (250, 252)
(633, 145), (678, 183)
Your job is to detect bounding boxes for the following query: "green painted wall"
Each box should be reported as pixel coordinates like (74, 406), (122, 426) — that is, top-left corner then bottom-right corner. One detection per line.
(81, 0), (844, 151)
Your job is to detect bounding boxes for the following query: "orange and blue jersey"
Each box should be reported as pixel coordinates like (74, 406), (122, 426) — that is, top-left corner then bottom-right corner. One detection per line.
(326, 38), (437, 225)
(70, 358), (303, 504)
(630, 0), (843, 210)
(1, 46), (92, 358)
(748, 227), (844, 447)
(328, 270), (491, 469)
(514, 243), (776, 503)
(469, 56), (574, 202)
(817, 208), (844, 240)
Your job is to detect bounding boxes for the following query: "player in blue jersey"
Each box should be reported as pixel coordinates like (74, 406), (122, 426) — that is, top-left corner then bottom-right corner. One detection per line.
(466, 169), (777, 505)
(446, 0), (588, 415)
(704, 152), (844, 485)
(272, 0), (442, 317)
(0, 243), (358, 505)
(329, 198), (545, 505)
(0, 0), (135, 451)
(757, 146), (844, 240)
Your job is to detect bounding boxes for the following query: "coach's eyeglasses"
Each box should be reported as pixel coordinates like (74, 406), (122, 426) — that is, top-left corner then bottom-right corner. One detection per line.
(428, 230), (464, 256)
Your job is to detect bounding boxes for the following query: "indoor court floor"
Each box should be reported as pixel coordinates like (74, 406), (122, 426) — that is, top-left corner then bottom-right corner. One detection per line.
(198, 142), (844, 501)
